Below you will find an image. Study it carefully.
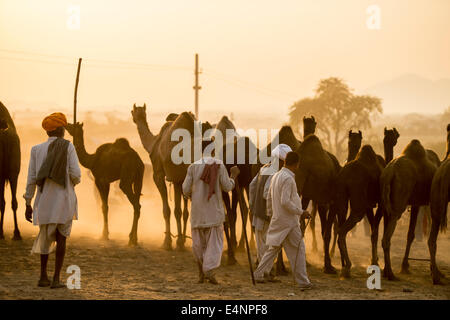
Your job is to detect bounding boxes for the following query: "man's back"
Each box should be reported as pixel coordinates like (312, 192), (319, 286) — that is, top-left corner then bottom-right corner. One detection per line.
(266, 167), (302, 247)
(182, 157), (235, 229)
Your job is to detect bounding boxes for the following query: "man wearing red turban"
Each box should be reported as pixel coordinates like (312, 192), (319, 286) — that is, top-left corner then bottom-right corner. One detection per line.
(24, 112), (81, 288)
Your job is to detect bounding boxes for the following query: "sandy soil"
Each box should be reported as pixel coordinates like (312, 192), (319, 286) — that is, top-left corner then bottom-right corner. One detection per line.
(1, 218), (450, 300)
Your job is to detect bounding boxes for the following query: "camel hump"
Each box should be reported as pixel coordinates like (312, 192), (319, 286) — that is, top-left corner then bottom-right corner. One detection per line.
(356, 145), (377, 162)
(165, 113), (179, 122)
(300, 134), (322, 149)
(114, 138), (131, 150)
(402, 139), (426, 160)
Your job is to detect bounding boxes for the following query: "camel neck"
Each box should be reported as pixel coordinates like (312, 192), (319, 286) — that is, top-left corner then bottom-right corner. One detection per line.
(73, 132), (95, 169)
(134, 118), (156, 155)
(384, 143), (394, 164)
(347, 146), (359, 162)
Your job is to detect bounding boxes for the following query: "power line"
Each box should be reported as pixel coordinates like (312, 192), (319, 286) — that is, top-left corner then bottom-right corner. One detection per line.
(0, 48), (299, 100)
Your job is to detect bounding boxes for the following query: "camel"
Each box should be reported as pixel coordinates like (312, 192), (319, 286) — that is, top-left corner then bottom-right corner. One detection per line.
(66, 122), (144, 246)
(131, 104), (211, 250)
(334, 145), (384, 277)
(295, 134), (341, 273)
(347, 130), (362, 162)
(0, 101), (21, 240)
(383, 127), (400, 164)
(380, 139), (439, 280)
(332, 128), (400, 277)
(301, 117), (340, 254)
(428, 154), (449, 284)
(212, 116), (257, 264)
(132, 104), (179, 250)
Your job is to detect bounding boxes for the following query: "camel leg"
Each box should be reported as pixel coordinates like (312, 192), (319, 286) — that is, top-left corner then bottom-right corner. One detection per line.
(0, 179), (5, 239)
(310, 202), (318, 253)
(367, 206), (383, 266)
(229, 191), (239, 252)
(401, 205), (419, 274)
(382, 214), (399, 281)
(10, 176), (21, 240)
(244, 186), (256, 251)
(330, 216), (338, 257)
(154, 172), (172, 250)
(119, 179), (141, 246)
(95, 180), (110, 241)
(222, 191), (236, 264)
(182, 196), (189, 245)
(338, 209), (364, 278)
(319, 204), (336, 274)
(234, 190), (247, 252)
(428, 217), (444, 284)
(173, 183), (184, 251)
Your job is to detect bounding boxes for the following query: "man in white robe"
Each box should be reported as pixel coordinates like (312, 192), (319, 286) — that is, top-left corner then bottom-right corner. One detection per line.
(24, 112), (81, 288)
(253, 151), (312, 290)
(249, 144), (292, 264)
(182, 148), (239, 285)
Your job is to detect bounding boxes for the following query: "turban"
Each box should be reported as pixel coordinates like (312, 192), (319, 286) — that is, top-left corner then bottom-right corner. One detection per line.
(271, 144), (292, 161)
(42, 112), (68, 132)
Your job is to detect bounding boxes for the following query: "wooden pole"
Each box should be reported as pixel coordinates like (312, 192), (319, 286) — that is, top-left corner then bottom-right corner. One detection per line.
(73, 58), (82, 124)
(193, 53), (201, 119)
(235, 180), (256, 285)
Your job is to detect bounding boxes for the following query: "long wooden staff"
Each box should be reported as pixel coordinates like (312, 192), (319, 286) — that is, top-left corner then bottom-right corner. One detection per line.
(73, 58), (82, 123)
(234, 179), (256, 285)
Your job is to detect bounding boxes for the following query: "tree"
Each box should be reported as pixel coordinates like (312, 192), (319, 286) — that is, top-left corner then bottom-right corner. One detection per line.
(289, 77), (382, 161)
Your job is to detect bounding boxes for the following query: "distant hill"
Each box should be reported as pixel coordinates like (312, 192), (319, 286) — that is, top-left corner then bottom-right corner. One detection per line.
(365, 74), (450, 114)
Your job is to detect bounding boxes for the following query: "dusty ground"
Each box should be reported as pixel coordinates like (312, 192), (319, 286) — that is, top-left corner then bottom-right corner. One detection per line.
(1, 219), (450, 300)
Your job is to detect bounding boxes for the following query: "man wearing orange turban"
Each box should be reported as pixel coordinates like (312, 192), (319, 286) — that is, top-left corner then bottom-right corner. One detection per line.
(41, 112), (68, 132)
(24, 112), (81, 288)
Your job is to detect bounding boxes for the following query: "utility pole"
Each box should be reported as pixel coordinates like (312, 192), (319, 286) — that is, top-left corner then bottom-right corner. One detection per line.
(193, 53), (201, 119)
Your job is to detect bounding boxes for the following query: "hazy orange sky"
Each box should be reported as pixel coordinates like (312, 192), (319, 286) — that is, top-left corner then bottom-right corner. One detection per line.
(1, 0), (449, 117)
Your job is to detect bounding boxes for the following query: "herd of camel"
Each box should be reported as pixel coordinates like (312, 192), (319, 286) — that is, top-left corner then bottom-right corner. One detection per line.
(0, 100), (449, 285)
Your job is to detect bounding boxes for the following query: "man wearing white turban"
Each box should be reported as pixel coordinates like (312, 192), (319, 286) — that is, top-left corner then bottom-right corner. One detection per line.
(253, 151), (312, 290)
(249, 144), (292, 267)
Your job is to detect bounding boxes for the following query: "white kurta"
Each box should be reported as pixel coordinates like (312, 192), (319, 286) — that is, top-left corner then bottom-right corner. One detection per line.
(24, 137), (81, 226)
(182, 157), (235, 229)
(265, 167), (304, 246)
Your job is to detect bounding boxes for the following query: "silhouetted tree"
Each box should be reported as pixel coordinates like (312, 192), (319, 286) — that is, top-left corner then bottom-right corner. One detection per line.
(289, 77), (382, 160)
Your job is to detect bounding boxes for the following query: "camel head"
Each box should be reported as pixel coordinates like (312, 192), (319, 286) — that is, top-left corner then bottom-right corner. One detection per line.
(384, 127), (400, 147)
(348, 130), (362, 149)
(65, 122), (84, 140)
(131, 103), (147, 124)
(303, 116), (317, 137)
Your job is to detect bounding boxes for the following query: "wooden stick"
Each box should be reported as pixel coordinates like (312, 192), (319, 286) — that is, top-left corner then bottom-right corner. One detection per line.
(73, 58), (82, 124)
(235, 180), (256, 285)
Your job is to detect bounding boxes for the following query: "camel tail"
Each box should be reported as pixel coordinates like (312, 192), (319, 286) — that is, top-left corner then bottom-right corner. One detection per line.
(381, 167), (394, 218)
(133, 158), (145, 198)
(0, 131), (10, 184)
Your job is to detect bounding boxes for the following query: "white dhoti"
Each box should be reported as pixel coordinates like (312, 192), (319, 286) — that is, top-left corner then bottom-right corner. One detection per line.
(31, 221), (72, 255)
(191, 225), (224, 273)
(254, 227), (310, 286)
(253, 217), (270, 263)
